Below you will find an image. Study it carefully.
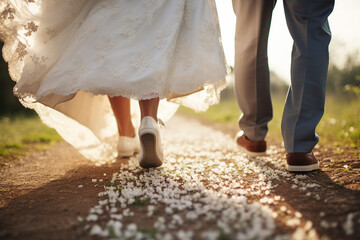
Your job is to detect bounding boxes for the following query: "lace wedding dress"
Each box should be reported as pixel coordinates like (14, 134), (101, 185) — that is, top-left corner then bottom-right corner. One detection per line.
(0, 0), (227, 164)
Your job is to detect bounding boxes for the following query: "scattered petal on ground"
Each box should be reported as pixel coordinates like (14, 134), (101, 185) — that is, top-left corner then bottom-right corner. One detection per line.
(82, 116), (359, 240)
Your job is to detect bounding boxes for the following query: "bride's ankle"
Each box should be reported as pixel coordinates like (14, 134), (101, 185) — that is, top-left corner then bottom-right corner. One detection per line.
(118, 125), (136, 137)
(141, 115), (158, 122)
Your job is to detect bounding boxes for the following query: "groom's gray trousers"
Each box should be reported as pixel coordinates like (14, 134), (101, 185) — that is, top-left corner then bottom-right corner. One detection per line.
(232, 0), (334, 153)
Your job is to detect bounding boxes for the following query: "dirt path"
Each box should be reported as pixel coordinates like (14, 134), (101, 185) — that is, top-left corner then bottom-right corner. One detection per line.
(0, 115), (359, 240)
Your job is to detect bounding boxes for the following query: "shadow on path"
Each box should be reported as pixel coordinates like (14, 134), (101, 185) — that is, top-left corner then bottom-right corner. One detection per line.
(251, 156), (360, 240)
(0, 155), (130, 240)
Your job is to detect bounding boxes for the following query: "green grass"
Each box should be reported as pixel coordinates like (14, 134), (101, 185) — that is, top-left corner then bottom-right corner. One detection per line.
(140, 228), (157, 238)
(218, 232), (233, 240)
(178, 98), (241, 124)
(178, 94), (286, 142)
(0, 114), (62, 160)
(105, 181), (118, 187)
(317, 95), (360, 148)
(132, 196), (150, 206)
(178, 93), (360, 149)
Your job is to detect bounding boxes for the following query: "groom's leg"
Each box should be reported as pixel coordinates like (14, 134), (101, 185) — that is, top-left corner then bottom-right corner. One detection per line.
(232, 0), (276, 141)
(281, 0), (334, 153)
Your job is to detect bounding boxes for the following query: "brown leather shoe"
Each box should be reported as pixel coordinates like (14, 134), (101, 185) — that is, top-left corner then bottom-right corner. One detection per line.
(286, 152), (319, 172)
(235, 131), (266, 157)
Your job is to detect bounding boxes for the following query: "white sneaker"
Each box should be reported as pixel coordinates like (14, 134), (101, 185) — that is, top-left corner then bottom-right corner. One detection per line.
(117, 135), (140, 158)
(138, 116), (164, 168)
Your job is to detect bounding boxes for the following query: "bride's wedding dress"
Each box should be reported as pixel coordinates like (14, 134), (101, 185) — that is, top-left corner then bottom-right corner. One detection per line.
(0, 0), (227, 164)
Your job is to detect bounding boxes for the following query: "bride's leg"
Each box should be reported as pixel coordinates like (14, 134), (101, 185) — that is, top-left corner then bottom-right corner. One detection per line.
(138, 97), (162, 168)
(139, 97), (159, 121)
(108, 96), (135, 137)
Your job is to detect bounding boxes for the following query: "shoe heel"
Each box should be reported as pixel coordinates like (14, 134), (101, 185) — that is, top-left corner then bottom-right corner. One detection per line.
(139, 133), (162, 168)
(118, 149), (135, 158)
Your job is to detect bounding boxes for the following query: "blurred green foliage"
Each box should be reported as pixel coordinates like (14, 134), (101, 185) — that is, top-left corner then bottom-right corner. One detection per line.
(327, 52), (360, 97)
(0, 115), (62, 158)
(0, 42), (34, 116)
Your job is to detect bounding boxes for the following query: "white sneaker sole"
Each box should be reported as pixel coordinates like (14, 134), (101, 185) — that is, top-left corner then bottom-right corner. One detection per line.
(236, 144), (267, 157)
(139, 132), (163, 168)
(287, 163), (319, 172)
